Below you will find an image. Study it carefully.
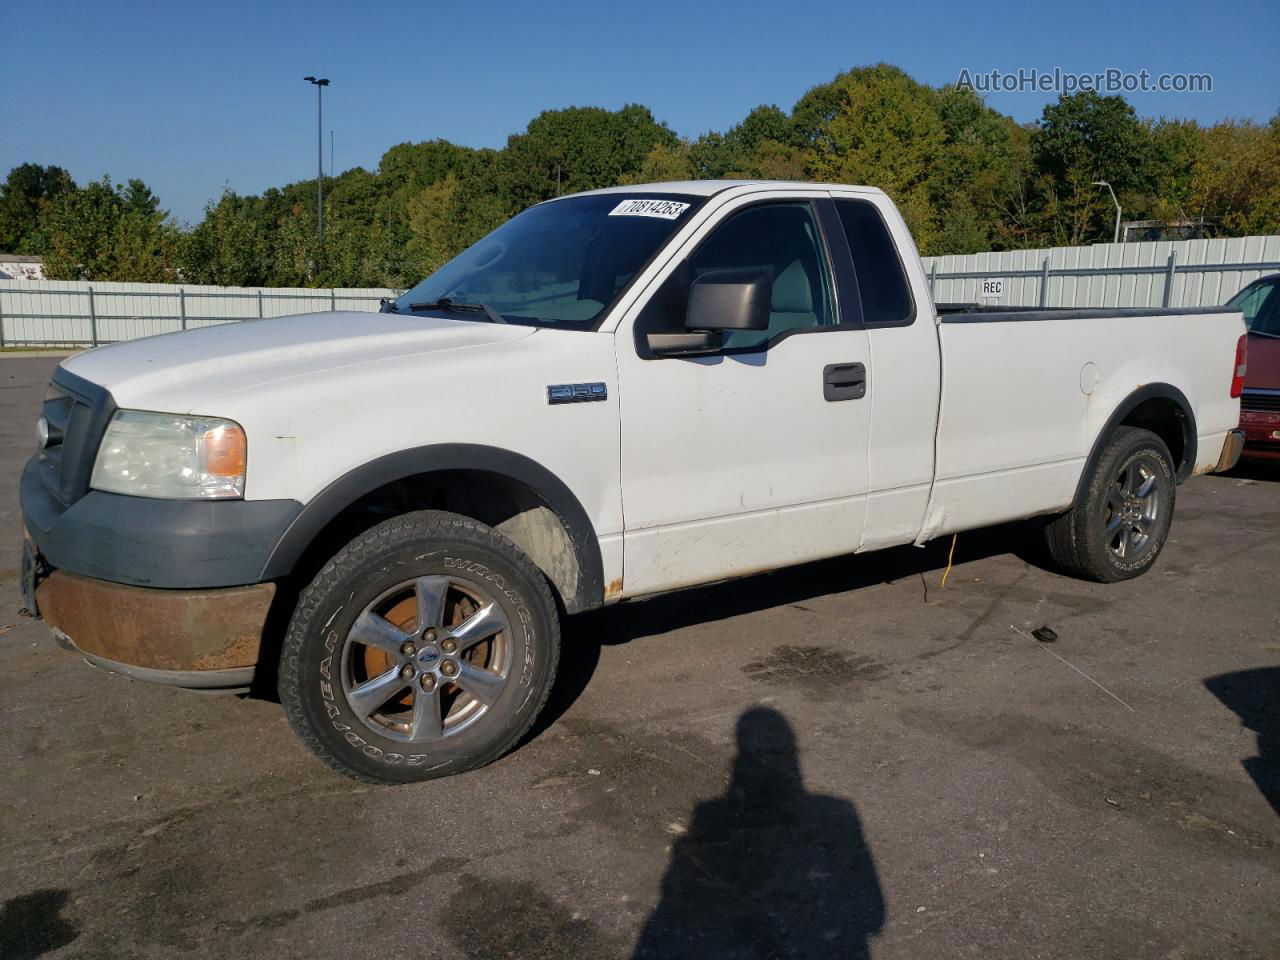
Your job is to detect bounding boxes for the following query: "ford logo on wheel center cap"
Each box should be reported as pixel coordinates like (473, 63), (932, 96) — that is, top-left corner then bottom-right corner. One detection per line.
(418, 648), (439, 666)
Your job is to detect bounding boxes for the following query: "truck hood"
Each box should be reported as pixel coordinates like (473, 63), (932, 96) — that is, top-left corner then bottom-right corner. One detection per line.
(60, 311), (536, 411)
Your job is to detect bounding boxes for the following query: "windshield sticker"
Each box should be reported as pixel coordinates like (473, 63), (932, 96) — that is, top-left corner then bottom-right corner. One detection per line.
(608, 199), (691, 220)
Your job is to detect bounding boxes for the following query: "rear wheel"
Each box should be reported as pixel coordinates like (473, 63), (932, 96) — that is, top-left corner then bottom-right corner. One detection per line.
(1045, 426), (1176, 582)
(279, 510), (560, 784)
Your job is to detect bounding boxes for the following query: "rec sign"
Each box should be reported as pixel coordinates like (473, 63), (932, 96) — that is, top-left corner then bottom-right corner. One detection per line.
(980, 278), (1005, 299)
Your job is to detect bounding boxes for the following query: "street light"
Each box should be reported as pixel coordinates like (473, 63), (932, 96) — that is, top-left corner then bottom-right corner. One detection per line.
(1092, 180), (1122, 244)
(304, 76), (330, 253)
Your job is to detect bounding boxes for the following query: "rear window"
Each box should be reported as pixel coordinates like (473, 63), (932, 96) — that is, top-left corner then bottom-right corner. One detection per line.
(834, 199), (914, 327)
(1228, 279), (1280, 336)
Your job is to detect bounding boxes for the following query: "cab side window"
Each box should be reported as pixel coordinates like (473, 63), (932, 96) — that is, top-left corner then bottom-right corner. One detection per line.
(834, 199), (914, 327)
(633, 201), (840, 354)
(688, 203), (835, 349)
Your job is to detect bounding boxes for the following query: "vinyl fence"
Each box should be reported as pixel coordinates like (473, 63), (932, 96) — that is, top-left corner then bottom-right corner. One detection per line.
(0, 281), (401, 347)
(2, 234), (1279, 348)
(920, 235), (1280, 310)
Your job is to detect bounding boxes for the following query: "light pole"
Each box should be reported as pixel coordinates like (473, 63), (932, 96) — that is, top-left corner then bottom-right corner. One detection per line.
(304, 76), (329, 252)
(1092, 180), (1122, 244)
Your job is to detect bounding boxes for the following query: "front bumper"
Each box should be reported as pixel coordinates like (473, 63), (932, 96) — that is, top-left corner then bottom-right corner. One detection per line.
(21, 455), (302, 590)
(32, 564), (275, 690)
(20, 368), (299, 689)
(20, 452), (295, 690)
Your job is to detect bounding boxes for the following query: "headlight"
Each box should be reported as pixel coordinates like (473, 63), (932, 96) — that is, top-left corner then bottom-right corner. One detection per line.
(91, 411), (247, 499)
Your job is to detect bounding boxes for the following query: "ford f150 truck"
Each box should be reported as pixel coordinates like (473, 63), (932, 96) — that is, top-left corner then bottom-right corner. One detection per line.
(19, 181), (1248, 783)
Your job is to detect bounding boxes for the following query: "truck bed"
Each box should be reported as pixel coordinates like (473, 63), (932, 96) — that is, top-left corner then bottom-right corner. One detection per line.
(919, 305), (1245, 541)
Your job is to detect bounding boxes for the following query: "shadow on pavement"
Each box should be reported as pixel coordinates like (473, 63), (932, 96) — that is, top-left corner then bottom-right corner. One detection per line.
(632, 707), (884, 959)
(0, 889), (78, 960)
(1205, 667), (1280, 816)
(530, 519), (1049, 737)
(1223, 458), (1280, 483)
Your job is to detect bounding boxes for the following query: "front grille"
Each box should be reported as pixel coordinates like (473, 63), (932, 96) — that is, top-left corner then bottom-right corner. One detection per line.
(1241, 391), (1280, 414)
(37, 369), (116, 508)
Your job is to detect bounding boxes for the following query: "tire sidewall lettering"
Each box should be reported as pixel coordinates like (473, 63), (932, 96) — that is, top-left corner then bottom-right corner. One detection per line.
(445, 555), (537, 686)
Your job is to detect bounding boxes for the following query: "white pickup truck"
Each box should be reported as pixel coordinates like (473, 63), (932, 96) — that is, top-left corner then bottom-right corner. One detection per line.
(20, 180), (1247, 783)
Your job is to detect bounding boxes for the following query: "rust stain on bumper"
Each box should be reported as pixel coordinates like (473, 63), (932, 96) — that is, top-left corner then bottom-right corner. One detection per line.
(35, 571), (275, 672)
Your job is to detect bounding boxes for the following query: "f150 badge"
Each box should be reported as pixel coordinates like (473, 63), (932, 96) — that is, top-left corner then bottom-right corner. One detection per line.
(547, 382), (607, 404)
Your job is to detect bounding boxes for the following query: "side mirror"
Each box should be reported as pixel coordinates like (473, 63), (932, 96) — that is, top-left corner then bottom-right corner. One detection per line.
(685, 268), (771, 332)
(646, 330), (723, 356)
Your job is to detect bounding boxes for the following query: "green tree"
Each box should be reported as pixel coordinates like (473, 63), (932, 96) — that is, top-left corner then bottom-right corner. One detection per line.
(690, 104), (794, 179)
(43, 174), (180, 281)
(179, 189), (270, 286)
(792, 64), (948, 251)
(1187, 115), (1280, 235)
(497, 105), (679, 212)
(379, 140), (488, 196)
(1032, 92), (1156, 244)
(42, 176), (123, 279)
(405, 172), (506, 278)
(931, 87), (1025, 253)
(619, 142), (696, 185)
(266, 203), (318, 287)
(1147, 118), (1203, 222)
(319, 167), (403, 287)
(120, 178), (163, 219)
(110, 209), (179, 281)
(0, 163), (75, 252)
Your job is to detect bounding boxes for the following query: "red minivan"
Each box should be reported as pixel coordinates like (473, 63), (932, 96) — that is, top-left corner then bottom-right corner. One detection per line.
(1228, 275), (1280, 461)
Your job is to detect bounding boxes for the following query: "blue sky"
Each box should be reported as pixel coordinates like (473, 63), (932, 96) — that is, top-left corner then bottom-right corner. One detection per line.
(4, 0), (1277, 225)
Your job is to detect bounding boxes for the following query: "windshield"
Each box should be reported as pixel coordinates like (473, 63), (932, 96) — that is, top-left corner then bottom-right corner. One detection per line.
(1227, 279), (1280, 337)
(392, 193), (701, 329)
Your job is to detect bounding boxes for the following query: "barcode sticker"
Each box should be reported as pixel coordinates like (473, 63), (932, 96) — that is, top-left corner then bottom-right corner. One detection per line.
(608, 199), (691, 220)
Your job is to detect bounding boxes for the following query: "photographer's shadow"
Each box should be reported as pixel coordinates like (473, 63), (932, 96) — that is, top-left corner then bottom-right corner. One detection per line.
(634, 707), (885, 959)
(1205, 667), (1280, 816)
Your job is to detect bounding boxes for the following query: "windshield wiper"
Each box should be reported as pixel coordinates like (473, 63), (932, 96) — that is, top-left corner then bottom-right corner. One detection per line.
(1249, 329), (1280, 339)
(408, 298), (507, 324)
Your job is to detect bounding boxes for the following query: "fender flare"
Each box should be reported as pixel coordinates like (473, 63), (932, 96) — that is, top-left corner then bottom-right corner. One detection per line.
(259, 443), (605, 614)
(1073, 383), (1198, 507)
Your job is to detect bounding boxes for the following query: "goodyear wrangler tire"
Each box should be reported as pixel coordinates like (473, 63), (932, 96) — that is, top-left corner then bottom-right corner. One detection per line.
(279, 510), (560, 784)
(1044, 426), (1177, 583)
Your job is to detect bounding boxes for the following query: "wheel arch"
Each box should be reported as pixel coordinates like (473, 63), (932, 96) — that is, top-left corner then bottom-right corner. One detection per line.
(260, 444), (605, 615)
(1074, 383), (1198, 508)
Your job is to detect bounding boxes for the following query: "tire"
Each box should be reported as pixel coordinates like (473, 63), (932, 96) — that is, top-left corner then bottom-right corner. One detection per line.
(1045, 426), (1177, 583)
(279, 510), (560, 784)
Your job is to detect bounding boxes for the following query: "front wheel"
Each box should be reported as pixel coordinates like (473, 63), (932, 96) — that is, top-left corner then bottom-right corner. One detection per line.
(1044, 426), (1177, 583)
(279, 510), (560, 784)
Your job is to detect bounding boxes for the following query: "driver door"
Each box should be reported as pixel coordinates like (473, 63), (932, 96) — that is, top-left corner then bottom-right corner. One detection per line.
(614, 193), (872, 596)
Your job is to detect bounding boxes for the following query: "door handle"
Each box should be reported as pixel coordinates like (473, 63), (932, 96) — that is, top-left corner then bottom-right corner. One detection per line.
(823, 362), (867, 401)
